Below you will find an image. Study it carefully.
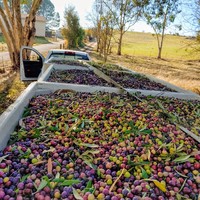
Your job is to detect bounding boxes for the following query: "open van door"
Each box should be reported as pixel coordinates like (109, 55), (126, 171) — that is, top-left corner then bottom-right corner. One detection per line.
(20, 46), (45, 81)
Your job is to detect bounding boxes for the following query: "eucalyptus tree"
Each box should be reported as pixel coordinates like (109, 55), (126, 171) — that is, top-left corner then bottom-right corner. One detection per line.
(143, 0), (181, 59)
(103, 0), (142, 55)
(21, 0), (60, 30)
(0, 0), (42, 69)
(48, 12), (60, 31)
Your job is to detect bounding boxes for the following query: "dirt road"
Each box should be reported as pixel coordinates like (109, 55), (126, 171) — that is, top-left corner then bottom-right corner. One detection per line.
(0, 40), (64, 62)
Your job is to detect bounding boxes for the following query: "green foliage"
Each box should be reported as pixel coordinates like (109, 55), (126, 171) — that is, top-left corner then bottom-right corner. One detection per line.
(143, 0), (180, 33)
(142, 0), (181, 58)
(49, 12), (60, 30)
(21, 0), (60, 30)
(62, 6), (85, 48)
(101, 0), (143, 55)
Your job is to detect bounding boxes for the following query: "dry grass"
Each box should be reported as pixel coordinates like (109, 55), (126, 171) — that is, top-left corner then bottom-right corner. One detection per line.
(0, 73), (30, 115)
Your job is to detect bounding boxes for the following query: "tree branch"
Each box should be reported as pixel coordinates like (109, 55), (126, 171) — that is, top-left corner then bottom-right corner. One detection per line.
(0, 6), (17, 53)
(3, 0), (13, 28)
(13, 0), (23, 48)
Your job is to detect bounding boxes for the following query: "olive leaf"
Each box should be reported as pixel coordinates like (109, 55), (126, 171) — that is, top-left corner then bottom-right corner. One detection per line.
(128, 161), (150, 166)
(32, 129), (41, 138)
(61, 180), (81, 186)
(179, 178), (188, 193)
(81, 150), (100, 156)
(145, 179), (166, 192)
(194, 109), (200, 117)
(53, 178), (65, 183)
(147, 150), (151, 161)
(74, 140), (99, 148)
(22, 107), (31, 117)
(109, 168), (125, 192)
(176, 193), (192, 200)
(81, 121), (85, 128)
(42, 147), (55, 154)
(32, 160), (47, 166)
(19, 148), (31, 159)
(19, 118), (26, 128)
(191, 151), (200, 156)
(0, 155), (9, 163)
(173, 155), (191, 163)
(139, 128), (152, 134)
(176, 143), (184, 152)
(97, 168), (101, 177)
(81, 143), (99, 148)
(42, 176), (51, 183)
(54, 160), (62, 167)
(174, 169), (188, 178)
(152, 180), (167, 192)
(83, 158), (96, 170)
(84, 180), (95, 193)
(34, 179), (47, 193)
(20, 174), (29, 182)
(141, 167), (149, 179)
(72, 187), (83, 200)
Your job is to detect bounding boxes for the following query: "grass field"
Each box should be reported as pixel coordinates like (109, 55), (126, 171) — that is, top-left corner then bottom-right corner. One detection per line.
(90, 31), (200, 94)
(111, 31), (198, 60)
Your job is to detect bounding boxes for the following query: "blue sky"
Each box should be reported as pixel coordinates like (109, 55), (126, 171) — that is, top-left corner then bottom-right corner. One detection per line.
(51, 0), (196, 36)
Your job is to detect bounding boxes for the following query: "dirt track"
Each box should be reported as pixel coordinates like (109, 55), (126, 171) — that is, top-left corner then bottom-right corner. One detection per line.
(0, 40), (64, 62)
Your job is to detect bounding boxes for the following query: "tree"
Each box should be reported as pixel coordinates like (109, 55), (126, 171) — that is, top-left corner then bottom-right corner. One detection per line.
(172, 0), (200, 54)
(99, 13), (115, 61)
(21, 0), (60, 30)
(143, 0), (180, 59)
(88, 0), (115, 61)
(0, 0), (42, 70)
(61, 6), (85, 48)
(103, 0), (142, 55)
(87, 0), (103, 53)
(193, 0), (200, 33)
(48, 12), (60, 31)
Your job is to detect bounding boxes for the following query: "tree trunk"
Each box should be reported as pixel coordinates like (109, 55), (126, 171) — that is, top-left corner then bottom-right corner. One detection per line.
(157, 47), (162, 59)
(117, 28), (123, 55)
(0, 0), (42, 70)
(96, 20), (102, 53)
(158, 23), (166, 59)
